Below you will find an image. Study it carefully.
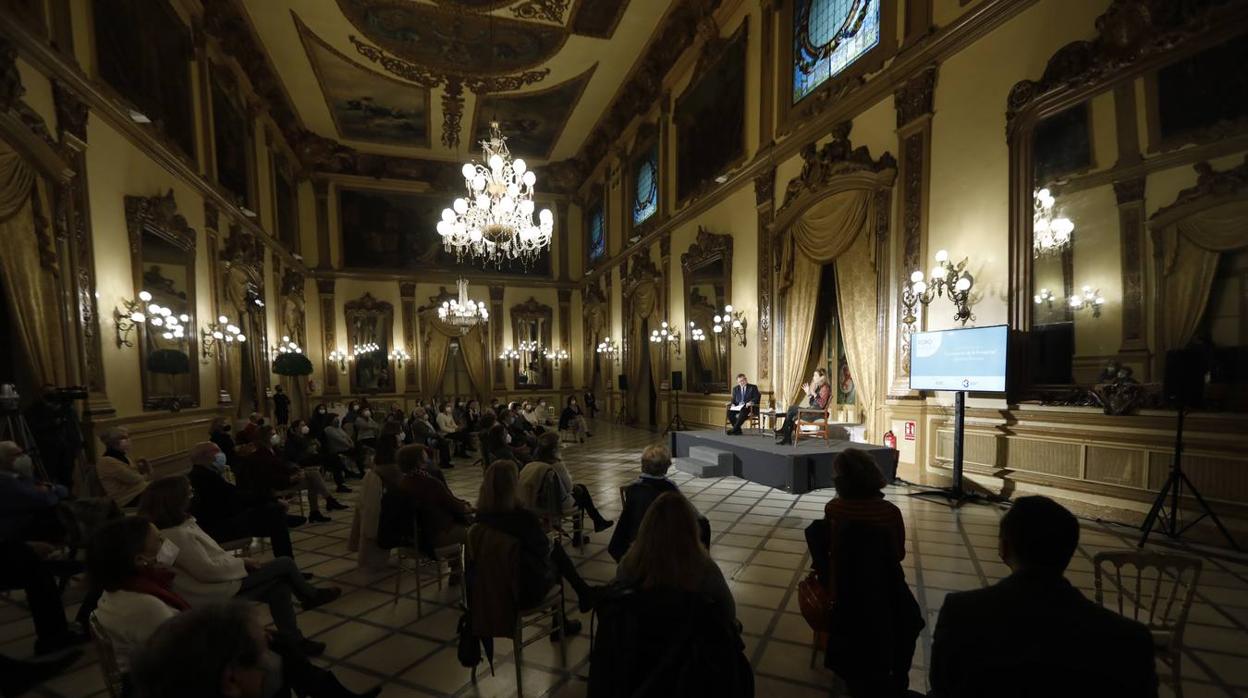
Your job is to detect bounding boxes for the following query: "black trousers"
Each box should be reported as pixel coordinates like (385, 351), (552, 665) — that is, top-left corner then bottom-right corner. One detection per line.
(202, 502), (295, 559)
(726, 406), (753, 430)
(570, 483), (607, 525)
(0, 541), (69, 647)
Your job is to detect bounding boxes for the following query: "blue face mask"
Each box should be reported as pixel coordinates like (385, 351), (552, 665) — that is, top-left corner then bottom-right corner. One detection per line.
(211, 451), (229, 473)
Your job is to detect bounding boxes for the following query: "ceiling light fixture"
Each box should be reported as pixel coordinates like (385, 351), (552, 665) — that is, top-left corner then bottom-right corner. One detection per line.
(439, 121), (553, 268)
(437, 277), (489, 334)
(1033, 188), (1074, 257)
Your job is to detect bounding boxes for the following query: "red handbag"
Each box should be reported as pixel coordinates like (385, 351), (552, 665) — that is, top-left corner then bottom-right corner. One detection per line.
(797, 571), (834, 632)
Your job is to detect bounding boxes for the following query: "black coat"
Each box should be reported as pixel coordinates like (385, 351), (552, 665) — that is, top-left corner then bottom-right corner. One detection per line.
(608, 477), (682, 561)
(476, 510), (555, 608)
(188, 465), (255, 533)
(929, 569), (1157, 697)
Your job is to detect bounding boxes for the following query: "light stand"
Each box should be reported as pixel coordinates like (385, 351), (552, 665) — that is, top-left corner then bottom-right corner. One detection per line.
(1138, 403), (1239, 550)
(663, 384), (688, 434)
(907, 391), (997, 508)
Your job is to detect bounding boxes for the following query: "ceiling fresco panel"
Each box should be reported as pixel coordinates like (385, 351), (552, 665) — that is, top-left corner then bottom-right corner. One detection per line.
(570, 0), (630, 38)
(296, 15), (430, 148)
(470, 64), (596, 160)
(335, 0), (568, 75)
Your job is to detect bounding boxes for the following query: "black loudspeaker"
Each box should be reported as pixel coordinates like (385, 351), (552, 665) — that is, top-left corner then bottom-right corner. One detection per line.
(1164, 349), (1207, 408)
(671, 371), (684, 391)
(618, 374), (629, 391)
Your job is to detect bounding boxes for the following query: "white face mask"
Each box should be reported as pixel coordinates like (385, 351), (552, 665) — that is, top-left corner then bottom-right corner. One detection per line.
(211, 452), (228, 473)
(12, 454), (33, 478)
(299, 425), (310, 435)
(362, 410), (371, 418)
(155, 538), (180, 567)
(270, 434), (281, 446)
(504, 432), (512, 445)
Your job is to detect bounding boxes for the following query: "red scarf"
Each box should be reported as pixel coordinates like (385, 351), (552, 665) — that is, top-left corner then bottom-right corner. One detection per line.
(120, 567), (191, 611)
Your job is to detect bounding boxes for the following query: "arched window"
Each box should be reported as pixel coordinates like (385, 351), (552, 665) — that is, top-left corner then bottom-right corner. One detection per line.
(632, 145), (659, 226)
(793, 0), (881, 103)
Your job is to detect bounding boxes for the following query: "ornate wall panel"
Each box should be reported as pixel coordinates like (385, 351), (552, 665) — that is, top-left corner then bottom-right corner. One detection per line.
(400, 282), (418, 392)
(318, 279), (338, 393)
(754, 168), (775, 386)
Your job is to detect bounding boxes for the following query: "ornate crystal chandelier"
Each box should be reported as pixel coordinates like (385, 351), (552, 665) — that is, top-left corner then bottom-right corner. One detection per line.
(437, 277), (489, 334)
(1033, 188), (1074, 257)
(438, 121), (554, 267)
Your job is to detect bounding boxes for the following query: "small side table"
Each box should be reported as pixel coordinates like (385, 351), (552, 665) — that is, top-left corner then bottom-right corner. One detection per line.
(756, 407), (778, 437)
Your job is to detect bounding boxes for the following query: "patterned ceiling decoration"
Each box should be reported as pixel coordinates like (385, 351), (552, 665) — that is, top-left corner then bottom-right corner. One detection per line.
(334, 0), (568, 75)
(296, 16), (430, 148)
(470, 63), (596, 160)
(570, 0), (630, 38)
(436, 0), (515, 9)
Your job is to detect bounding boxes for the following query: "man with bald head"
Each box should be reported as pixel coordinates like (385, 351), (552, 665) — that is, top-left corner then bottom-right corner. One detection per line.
(0, 441), (68, 542)
(186, 441), (295, 559)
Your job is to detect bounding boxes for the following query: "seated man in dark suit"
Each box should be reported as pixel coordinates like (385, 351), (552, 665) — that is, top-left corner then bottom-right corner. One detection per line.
(186, 441), (296, 559)
(929, 495), (1158, 698)
(725, 373), (761, 435)
(608, 445), (710, 561)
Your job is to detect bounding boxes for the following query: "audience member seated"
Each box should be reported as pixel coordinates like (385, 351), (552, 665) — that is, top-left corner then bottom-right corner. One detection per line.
(187, 442), (295, 559)
(341, 400), (361, 427)
(725, 373), (761, 436)
(505, 401), (539, 447)
(308, 403), (333, 443)
(237, 413), (264, 449)
(286, 419), (349, 494)
(207, 418), (237, 466)
(348, 448), (390, 571)
(436, 402), (474, 457)
(351, 405), (380, 454)
(463, 400), (482, 433)
(608, 445), (710, 561)
(0, 536), (89, 655)
(775, 368), (832, 446)
(240, 426), (344, 524)
(409, 407), (453, 469)
(483, 422), (531, 466)
(322, 416), (361, 481)
(811, 449), (922, 697)
(929, 496), (1157, 697)
(0, 440), (69, 542)
(617, 491), (735, 626)
(558, 395), (592, 442)
(96, 427), (152, 508)
(471, 461), (600, 640)
(122, 595), (380, 698)
(381, 444), (472, 551)
(518, 432), (613, 533)
(371, 429), (404, 489)
(139, 476), (341, 657)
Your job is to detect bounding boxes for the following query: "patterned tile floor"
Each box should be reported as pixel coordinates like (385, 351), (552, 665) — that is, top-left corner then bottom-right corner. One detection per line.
(5, 420), (1248, 697)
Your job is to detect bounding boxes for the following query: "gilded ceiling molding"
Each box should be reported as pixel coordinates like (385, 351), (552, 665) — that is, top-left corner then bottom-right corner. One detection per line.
(125, 190), (196, 256)
(774, 122), (898, 227)
(1149, 156), (1248, 227)
(442, 79), (465, 149)
(347, 35), (551, 93)
(52, 80), (88, 144)
(512, 0), (570, 23)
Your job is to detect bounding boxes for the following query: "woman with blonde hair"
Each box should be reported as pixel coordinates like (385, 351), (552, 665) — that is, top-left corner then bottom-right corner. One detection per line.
(616, 491), (736, 627)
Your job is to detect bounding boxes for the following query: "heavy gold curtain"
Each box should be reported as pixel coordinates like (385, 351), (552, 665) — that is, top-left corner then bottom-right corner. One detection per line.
(421, 313), (489, 399)
(778, 188), (879, 440)
(457, 326), (489, 398)
(625, 280), (658, 415)
(0, 142), (66, 388)
(1155, 198), (1248, 354)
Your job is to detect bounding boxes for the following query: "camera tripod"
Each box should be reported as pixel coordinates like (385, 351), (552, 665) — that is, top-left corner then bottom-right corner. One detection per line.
(663, 388), (688, 435)
(0, 408), (52, 482)
(1139, 405), (1240, 550)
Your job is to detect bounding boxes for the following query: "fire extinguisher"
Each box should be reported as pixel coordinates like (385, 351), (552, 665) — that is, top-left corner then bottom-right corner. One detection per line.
(883, 430), (897, 450)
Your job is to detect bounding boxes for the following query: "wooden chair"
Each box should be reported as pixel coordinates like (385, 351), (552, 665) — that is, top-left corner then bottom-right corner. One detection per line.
(724, 407), (761, 434)
(394, 515), (462, 617)
(89, 612), (126, 698)
(1093, 550), (1202, 697)
(537, 468), (586, 547)
(794, 405), (833, 446)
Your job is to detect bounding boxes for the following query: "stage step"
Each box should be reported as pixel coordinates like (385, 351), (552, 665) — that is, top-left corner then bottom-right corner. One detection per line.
(675, 446), (735, 478)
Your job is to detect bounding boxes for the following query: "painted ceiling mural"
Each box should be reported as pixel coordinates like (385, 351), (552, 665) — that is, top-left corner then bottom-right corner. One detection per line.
(470, 64), (596, 160)
(570, 0), (629, 38)
(296, 15), (430, 148)
(334, 0), (568, 75)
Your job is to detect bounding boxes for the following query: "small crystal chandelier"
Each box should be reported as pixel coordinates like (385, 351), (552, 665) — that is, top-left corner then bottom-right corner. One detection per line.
(439, 121), (554, 267)
(437, 278), (489, 334)
(1033, 188), (1074, 257)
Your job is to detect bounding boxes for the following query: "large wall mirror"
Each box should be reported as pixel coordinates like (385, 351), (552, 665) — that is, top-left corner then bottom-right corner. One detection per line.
(125, 191), (199, 410)
(511, 298), (553, 389)
(346, 293), (395, 394)
(1008, 2), (1248, 410)
(681, 228), (732, 393)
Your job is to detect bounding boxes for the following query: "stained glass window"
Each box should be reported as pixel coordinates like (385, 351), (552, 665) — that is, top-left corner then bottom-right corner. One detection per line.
(632, 145), (659, 226)
(588, 203), (605, 264)
(793, 0), (881, 103)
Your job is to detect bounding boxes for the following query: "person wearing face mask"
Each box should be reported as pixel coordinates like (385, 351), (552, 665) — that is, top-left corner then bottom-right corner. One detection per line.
(186, 442), (296, 559)
(0, 441), (70, 542)
(284, 420), (349, 495)
(140, 477), (343, 657)
(208, 418), (238, 466)
(341, 401), (361, 427)
(408, 407), (454, 469)
(322, 415), (362, 480)
(308, 403), (332, 443)
(350, 406), (380, 460)
(435, 402), (474, 458)
(92, 520), (380, 698)
(240, 426), (346, 524)
(483, 422), (530, 466)
(96, 427), (152, 508)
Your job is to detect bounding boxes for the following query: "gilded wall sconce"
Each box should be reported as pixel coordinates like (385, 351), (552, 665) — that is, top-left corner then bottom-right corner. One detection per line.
(902, 249), (976, 327)
(712, 305), (747, 347)
(200, 315), (246, 362)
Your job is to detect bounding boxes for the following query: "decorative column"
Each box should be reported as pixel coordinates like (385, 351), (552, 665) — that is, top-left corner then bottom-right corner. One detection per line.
(203, 203), (232, 406)
(558, 288), (572, 389)
(52, 81), (114, 418)
(313, 179), (331, 270)
(892, 65), (937, 396)
(1114, 177), (1149, 376)
(317, 279), (338, 394)
(753, 167), (775, 390)
(400, 283), (418, 393)
(659, 92), (672, 219)
(659, 236), (672, 425)
(758, 0), (777, 145)
(557, 201), (569, 281)
(490, 285), (506, 390)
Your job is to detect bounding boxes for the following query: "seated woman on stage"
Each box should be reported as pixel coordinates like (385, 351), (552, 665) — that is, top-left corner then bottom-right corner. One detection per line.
(775, 368), (833, 446)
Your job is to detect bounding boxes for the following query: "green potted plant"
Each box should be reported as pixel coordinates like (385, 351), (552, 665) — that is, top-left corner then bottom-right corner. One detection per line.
(272, 352), (313, 377)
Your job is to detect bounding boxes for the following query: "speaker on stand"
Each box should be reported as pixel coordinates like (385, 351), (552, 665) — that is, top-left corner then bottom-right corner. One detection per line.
(615, 374), (630, 424)
(663, 371), (688, 434)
